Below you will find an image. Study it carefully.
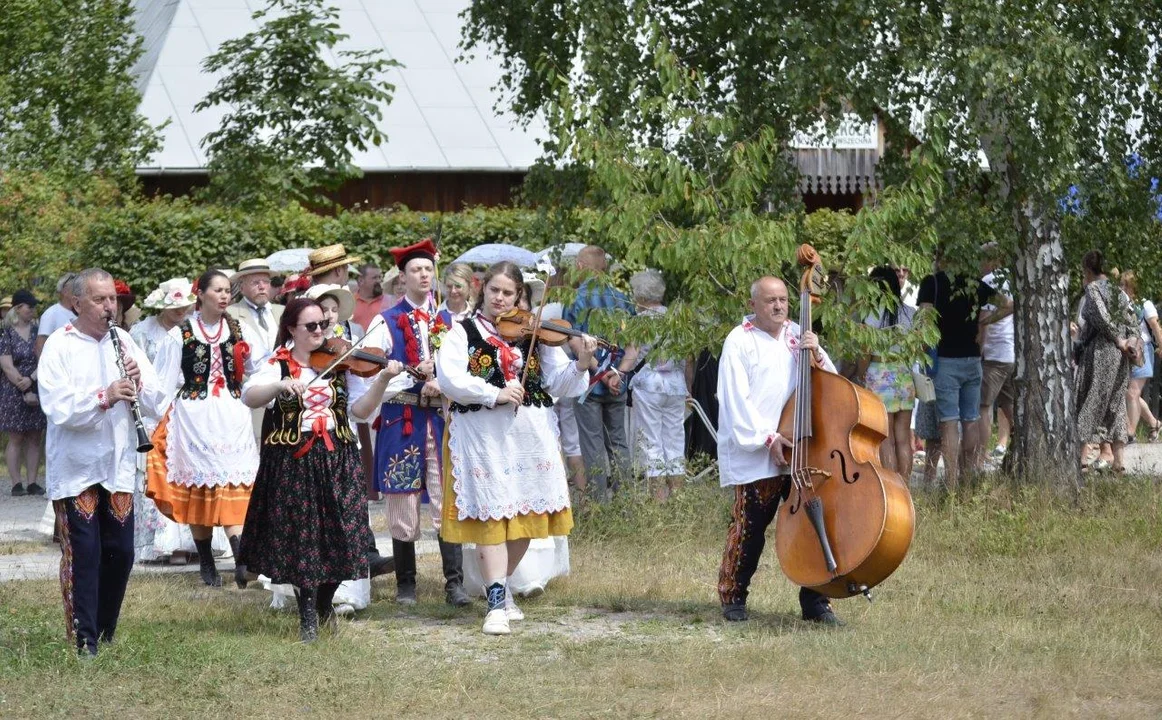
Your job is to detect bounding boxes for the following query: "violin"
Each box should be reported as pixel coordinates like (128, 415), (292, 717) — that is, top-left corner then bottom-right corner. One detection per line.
(494, 308), (615, 349)
(773, 244), (915, 602)
(308, 337), (426, 382)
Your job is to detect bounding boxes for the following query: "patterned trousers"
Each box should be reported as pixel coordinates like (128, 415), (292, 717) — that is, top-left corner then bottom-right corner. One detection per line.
(54, 485), (135, 654)
(718, 476), (830, 618)
(385, 430), (443, 541)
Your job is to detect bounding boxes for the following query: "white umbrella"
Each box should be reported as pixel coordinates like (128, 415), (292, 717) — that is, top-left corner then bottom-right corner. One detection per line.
(265, 248), (313, 273)
(452, 243), (540, 267)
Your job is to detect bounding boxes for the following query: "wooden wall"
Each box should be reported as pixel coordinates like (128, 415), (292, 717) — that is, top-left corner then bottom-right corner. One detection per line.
(137, 170), (526, 211)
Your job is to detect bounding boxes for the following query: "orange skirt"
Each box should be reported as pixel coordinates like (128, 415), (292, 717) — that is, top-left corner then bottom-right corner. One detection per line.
(145, 411), (252, 527)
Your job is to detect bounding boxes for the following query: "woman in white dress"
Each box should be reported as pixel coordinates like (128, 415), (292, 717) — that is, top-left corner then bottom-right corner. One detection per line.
(130, 278), (212, 563)
(146, 269), (267, 586)
(626, 270), (689, 501)
(433, 261), (597, 635)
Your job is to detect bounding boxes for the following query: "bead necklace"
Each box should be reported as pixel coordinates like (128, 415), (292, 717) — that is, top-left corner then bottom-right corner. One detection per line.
(197, 314), (225, 344)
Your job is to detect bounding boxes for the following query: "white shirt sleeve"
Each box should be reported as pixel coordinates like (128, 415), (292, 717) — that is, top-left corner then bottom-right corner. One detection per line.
(37, 336), (106, 430)
(152, 328), (186, 406)
(1144, 300), (1158, 321)
(241, 358), (283, 409)
(717, 333), (780, 451)
(538, 344), (589, 398)
(435, 322), (501, 408)
(121, 328), (167, 421)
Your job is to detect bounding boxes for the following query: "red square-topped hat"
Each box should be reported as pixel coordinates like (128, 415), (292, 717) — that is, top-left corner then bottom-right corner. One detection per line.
(389, 238), (438, 271)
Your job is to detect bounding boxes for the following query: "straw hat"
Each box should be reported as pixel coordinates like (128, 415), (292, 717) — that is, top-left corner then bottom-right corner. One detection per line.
(144, 278), (196, 310)
(0, 296), (11, 314)
(233, 258), (273, 281)
(304, 284), (355, 323)
(308, 244), (361, 277)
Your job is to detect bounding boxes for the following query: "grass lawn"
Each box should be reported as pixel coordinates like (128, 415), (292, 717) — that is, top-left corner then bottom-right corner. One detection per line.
(1, 478), (1161, 719)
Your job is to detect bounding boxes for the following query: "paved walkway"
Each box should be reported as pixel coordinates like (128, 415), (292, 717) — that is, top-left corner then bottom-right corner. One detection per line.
(0, 490), (435, 583)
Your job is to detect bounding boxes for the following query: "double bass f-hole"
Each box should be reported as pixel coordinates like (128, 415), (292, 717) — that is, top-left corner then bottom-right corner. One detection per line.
(829, 449), (861, 485)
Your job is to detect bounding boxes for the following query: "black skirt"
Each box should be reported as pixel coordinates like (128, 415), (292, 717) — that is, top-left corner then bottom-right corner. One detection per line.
(238, 434), (373, 587)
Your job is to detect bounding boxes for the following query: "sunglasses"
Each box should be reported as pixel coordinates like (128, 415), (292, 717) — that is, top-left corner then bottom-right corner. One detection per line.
(298, 321), (327, 332)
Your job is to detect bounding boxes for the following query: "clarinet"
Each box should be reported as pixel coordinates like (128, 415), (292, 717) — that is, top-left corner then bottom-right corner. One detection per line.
(107, 318), (154, 452)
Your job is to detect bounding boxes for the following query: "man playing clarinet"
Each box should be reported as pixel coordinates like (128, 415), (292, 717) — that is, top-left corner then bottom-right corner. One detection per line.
(38, 268), (167, 658)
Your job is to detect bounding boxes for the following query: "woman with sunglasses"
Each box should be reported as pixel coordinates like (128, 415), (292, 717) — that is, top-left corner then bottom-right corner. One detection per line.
(237, 298), (408, 642)
(148, 269), (267, 587)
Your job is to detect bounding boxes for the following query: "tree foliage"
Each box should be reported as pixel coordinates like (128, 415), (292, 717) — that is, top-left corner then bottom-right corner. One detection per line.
(195, 0), (399, 208)
(0, 0), (160, 185)
(465, 1), (1162, 482)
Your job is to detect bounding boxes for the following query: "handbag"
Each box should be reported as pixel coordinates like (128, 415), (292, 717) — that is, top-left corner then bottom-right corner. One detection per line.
(912, 368), (936, 403)
(1125, 334), (1146, 368)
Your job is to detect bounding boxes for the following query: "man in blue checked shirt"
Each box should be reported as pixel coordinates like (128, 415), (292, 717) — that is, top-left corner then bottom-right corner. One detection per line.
(564, 246), (636, 502)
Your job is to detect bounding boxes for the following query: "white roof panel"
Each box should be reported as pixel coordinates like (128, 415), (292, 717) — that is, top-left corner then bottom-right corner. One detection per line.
(135, 0), (546, 172)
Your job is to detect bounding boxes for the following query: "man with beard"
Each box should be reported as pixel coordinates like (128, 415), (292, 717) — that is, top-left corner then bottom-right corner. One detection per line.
(353, 263), (392, 330)
(364, 238), (470, 607)
(716, 276), (843, 626)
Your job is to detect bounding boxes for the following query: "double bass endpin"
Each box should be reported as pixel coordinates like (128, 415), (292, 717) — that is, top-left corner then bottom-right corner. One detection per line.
(847, 583), (872, 603)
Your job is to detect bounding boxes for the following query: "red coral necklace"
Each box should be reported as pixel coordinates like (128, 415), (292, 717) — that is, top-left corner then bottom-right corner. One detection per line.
(197, 314), (225, 343)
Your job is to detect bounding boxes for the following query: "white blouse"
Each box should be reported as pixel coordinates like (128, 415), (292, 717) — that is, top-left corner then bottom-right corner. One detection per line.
(39, 323), (167, 500)
(241, 351), (374, 432)
(716, 318), (835, 487)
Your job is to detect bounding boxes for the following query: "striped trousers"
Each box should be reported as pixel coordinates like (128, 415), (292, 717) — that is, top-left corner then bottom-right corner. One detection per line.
(717, 476), (830, 618)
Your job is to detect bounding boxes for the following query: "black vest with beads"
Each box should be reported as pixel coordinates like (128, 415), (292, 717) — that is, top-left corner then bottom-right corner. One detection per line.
(263, 360), (356, 446)
(450, 318), (554, 413)
(178, 317), (244, 400)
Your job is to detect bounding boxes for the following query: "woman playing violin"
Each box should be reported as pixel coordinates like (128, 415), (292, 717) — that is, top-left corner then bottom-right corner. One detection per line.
(236, 298), (407, 642)
(436, 261), (599, 635)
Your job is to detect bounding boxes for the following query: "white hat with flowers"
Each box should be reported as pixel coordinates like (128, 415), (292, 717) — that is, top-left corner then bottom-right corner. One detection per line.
(144, 277), (196, 310)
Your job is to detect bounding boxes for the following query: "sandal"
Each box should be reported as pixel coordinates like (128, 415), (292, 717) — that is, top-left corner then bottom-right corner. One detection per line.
(1149, 423), (1161, 443)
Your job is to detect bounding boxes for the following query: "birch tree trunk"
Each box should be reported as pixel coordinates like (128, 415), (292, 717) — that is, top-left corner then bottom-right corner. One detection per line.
(1008, 203), (1081, 487)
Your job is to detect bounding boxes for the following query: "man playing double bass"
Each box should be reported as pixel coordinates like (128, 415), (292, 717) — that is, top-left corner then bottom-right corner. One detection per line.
(716, 276), (843, 625)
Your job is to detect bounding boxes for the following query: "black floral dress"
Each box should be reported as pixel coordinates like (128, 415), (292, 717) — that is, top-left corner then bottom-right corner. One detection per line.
(0, 323), (46, 433)
(237, 353), (372, 588)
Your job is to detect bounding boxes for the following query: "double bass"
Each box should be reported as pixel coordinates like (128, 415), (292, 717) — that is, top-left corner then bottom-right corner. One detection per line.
(774, 244), (915, 601)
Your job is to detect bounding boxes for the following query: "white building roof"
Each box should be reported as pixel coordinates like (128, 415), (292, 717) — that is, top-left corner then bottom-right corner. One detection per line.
(133, 0), (547, 173)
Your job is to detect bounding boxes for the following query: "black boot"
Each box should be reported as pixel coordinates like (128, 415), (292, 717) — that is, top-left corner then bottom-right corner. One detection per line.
(229, 535), (249, 589)
(194, 538), (221, 587)
(295, 587), (319, 643)
(392, 539), (417, 604)
(438, 539), (470, 607)
(367, 544), (395, 578)
(317, 582), (340, 634)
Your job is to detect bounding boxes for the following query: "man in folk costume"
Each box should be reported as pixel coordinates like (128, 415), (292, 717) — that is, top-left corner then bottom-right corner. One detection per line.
(38, 269), (168, 657)
(716, 276), (843, 626)
(370, 238), (470, 606)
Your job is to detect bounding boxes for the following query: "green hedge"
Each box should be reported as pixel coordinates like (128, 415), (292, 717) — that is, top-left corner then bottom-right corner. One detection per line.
(80, 200), (584, 297)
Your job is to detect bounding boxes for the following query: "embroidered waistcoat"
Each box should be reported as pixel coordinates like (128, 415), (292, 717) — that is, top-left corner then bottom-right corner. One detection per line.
(373, 299), (444, 494)
(450, 318), (554, 414)
(178, 317), (243, 400)
(263, 361), (356, 446)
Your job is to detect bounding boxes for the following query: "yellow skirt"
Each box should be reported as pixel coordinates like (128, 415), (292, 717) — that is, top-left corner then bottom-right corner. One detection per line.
(439, 431), (573, 545)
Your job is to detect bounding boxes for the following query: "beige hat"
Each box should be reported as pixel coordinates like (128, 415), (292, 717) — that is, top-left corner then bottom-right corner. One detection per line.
(144, 278), (196, 310)
(305, 284), (355, 323)
(308, 244), (361, 277)
(233, 258), (273, 281)
(0, 296), (11, 314)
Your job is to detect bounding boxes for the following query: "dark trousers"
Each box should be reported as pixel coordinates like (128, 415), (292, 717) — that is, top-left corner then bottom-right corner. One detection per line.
(54, 485), (135, 653)
(718, 477), (830, 618)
